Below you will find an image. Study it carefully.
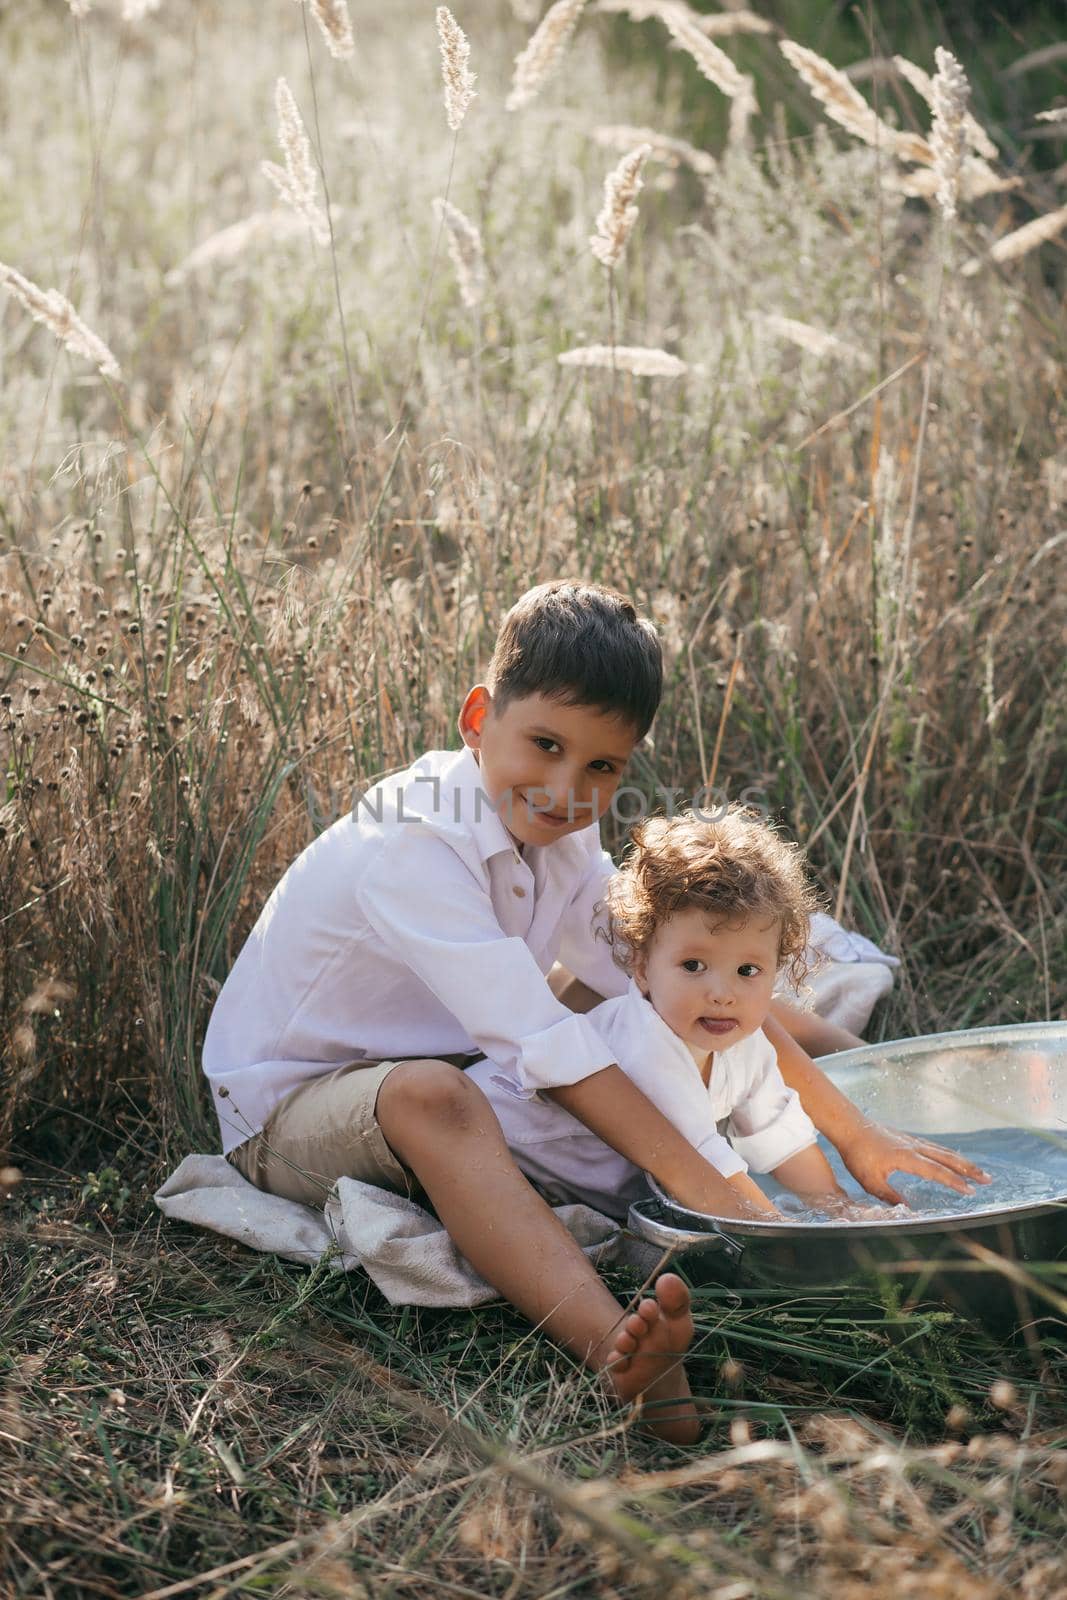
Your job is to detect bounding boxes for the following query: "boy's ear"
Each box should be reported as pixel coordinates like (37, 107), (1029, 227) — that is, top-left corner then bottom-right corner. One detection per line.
(458, 685), (491, 750)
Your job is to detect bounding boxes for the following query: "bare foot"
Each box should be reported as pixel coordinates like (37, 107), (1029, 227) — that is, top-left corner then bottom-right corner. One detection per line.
(601, 1274), (700, 1445)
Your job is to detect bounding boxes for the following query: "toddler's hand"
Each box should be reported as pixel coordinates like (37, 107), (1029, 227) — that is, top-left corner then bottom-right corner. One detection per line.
(838, 1121), (990, 1206)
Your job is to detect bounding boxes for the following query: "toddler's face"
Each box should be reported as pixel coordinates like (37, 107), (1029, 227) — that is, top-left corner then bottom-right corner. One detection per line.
(459, 686), (637, 848)
(634, 907), (781, 1064)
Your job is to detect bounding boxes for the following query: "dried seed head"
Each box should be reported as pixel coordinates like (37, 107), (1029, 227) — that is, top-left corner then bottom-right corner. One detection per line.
(436, 7), (477, 131)
(261, 78), (330, 246)
(985, 203), (1067, 265)
(590, 144), (650, 269)
(930, 46), (971, 222)
(558, 344), (687, 377)
(780, 39), (932, 165)
(756, 312), (864, 363)
(660, 6), (750, 103)
(593, 123), (715, 175)
(0, 263), (121, 380)
(165, 211), (327, 286)
(22, 978), (76, 1015)
(894, 54), (996, 159)
(506, 0), (587, 112)
(307, 0), (354, 60)
(596, 1), (772, 36)
(433, 198), (486, 309)
(122, 0), (163, 19)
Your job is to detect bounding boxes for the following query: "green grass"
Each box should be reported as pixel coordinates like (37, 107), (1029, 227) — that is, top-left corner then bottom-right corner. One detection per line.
(4, 1153), (1065, 1597)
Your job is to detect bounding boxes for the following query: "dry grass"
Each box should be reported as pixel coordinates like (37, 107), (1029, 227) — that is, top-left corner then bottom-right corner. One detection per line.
(1, 0), (1065, 1591)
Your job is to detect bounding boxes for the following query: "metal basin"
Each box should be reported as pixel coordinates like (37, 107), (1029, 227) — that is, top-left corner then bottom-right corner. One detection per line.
(626, 1022), (1067, 1330)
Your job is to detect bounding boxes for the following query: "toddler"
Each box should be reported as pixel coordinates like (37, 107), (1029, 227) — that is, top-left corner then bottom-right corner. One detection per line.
(469, 806), (853, 1220)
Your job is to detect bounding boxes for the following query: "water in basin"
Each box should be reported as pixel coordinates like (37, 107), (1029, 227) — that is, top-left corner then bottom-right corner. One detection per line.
(763, 1126), (1067, 1226)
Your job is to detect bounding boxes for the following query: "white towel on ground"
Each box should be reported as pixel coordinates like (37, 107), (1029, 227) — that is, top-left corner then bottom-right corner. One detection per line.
(154, 1154), (657, 1307)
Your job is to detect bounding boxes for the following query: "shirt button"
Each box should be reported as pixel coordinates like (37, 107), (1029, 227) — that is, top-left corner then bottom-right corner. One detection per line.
(512, 885), (526, 898)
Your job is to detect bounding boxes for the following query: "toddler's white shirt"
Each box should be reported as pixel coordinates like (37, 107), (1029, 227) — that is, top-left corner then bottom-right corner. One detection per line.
(466, 979), (818, 1220)
(203, 746), (629, 1154)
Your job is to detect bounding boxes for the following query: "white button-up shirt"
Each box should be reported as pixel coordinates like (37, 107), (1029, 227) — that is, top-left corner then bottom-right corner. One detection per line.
(203, 746), (629, 1153)
(467, 978), (818, 1219)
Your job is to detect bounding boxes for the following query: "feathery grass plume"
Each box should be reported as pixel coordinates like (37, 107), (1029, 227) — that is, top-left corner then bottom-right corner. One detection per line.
(506, 0), (587, 111)
(432, 198), (485, 308)
(594, 0), (772, 33)
(436, 8), (476, 131)
(590, 144), (651, 268)
(984, 204), (1067, 264)
(558, 344), (686, 376)
(929, 47), (970, 223)
(660, 7), (750, 101)
(123, 0), (163, 18)
(66, 0), (91, 15)
(0, 263), (121, 380)
(1036, 106), (1067, 123)
(165, 210), (340, 285)
(593, 123), (715, 175)
(685, 5), (772, 38)
(261, 78), (330, 246)
(884, 158), (1018, 201)
(756, 313), (864, 363)
(309, 0), (354, 61)
(779, 40), (932, 165)
(893, 54), (996, 159)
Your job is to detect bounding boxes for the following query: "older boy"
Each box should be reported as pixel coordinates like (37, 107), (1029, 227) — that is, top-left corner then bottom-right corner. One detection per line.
(204, 581), (982, 1441)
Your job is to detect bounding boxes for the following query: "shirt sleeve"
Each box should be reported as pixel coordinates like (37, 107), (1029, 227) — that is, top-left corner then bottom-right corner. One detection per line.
(604, 999), (748, 1179)
(725, 1032), (818, 1172)
(356, 825), (618, 1098)
(554, 839), (630, 1001)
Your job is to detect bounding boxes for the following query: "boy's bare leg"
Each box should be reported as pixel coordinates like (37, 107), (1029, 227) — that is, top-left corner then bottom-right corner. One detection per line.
(376, 1061), (700, 1443)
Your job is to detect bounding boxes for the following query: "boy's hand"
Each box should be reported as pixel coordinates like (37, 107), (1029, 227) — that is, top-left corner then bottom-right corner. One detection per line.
(660, 1167), (777, 1222)
(837, 1120), (990, 1206)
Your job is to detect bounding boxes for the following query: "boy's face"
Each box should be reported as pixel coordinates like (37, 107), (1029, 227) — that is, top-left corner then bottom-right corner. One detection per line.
(634, 907), (781, 1067)
(458, 686), (638, 848)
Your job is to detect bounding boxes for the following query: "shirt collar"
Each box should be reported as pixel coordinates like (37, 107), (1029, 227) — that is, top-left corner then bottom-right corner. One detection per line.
(622, 976), (710, 1075)
(436, 745), (523, 865)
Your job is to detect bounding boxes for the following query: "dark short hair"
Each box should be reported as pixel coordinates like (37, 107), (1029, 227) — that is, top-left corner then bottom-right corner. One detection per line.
(487, 580), (663, 740)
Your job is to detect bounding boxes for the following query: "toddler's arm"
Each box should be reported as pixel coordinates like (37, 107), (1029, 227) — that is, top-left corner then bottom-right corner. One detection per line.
(763, 1013), (989, 1204)
(770, 1145), (846, 1204)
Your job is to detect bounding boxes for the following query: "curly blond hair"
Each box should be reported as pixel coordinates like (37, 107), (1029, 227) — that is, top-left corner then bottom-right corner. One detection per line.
(601, 806), (820, 988)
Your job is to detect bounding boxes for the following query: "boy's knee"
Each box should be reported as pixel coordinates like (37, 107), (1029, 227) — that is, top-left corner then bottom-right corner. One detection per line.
(377, 1058), (486, 1135)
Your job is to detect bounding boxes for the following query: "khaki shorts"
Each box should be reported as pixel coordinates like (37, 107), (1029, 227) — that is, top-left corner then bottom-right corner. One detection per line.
(225, 1052), (483, 1208)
